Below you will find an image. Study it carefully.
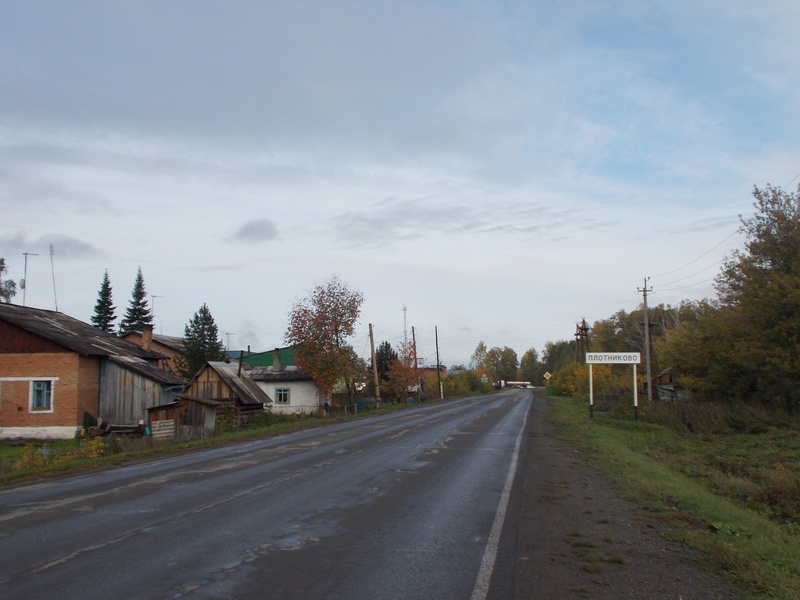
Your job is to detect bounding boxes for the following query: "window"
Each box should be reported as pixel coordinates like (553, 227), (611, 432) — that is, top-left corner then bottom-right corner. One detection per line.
(275, 388), (290, 404)
(31, 380), (53, 411)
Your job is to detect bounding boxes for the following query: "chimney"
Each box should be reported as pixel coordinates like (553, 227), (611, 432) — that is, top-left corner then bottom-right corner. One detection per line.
(142, 324), (154, 351)
(273, 348), (281, 371)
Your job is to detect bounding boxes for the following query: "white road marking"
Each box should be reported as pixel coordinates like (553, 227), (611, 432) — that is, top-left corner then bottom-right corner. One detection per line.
(470, 401), (529, 600)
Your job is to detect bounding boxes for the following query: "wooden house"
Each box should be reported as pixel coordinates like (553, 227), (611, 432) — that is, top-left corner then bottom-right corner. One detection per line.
(168, 361), (271, 434)
(0, 303), (185, 439)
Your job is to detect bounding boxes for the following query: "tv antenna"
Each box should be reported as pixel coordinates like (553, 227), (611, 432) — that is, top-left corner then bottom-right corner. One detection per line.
(22, 252), (38, 306)
(150, 295), (165, 333)
(403, 304), (408, 346)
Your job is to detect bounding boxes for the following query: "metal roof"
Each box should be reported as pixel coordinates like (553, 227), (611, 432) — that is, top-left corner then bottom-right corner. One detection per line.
(109, 355), (186, 386)
(0, 303), (164, 360)
(241, 346), (297, 367)
(248, 365), (314, 382)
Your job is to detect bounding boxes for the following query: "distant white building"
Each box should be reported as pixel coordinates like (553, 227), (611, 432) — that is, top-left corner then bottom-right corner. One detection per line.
(248, 355), (320, 415)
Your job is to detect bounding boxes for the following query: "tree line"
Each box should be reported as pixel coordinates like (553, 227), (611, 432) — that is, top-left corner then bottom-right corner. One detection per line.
(549, 184), (800, 411)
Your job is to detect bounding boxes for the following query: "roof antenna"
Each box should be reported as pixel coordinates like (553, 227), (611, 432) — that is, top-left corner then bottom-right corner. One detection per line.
(49, 244), (58, 311)
(22, 251), (38, 307)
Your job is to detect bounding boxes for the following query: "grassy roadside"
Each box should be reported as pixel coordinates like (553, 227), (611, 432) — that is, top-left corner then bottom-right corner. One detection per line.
(548, 395), (800, 600)
(0, 402), (413, 486)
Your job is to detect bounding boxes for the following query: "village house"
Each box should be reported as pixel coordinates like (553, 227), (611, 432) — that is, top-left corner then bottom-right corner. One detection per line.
(0, 303), (185, 440)
(245, 347), (321, 414)
(121, 325), (185, 373)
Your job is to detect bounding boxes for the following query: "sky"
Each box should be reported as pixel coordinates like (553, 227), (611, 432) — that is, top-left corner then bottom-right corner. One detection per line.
(2, 1), (800, 369)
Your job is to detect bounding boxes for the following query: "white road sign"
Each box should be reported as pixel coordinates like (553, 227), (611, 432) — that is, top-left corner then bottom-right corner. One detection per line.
(586, 352), (641, 364)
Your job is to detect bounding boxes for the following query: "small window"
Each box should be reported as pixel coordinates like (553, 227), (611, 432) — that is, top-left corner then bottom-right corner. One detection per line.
(275, 388), (290, 404)
(31, 380), (53, 411)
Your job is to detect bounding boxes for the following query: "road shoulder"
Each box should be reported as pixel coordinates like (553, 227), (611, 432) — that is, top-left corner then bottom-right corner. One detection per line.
(512, 393), (738, 600)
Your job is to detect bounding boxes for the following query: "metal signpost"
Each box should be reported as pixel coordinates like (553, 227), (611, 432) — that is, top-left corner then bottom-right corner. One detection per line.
(585, 352), (641, 419)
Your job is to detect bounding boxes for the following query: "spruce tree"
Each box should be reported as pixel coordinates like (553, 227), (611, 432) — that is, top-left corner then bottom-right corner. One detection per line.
(90, 270), (116, 332)
(175, 303), (227, 380)
(118, 267), (152, 334)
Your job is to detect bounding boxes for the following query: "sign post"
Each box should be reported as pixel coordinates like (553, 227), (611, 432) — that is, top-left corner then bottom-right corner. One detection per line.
(585, 352), (641, 419)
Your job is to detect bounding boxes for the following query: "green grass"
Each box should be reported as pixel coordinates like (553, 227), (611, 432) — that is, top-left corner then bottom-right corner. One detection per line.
(549, 396), (800, 599)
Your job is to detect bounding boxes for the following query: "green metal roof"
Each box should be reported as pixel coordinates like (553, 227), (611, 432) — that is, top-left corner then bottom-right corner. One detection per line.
(241, 346), (297, 367)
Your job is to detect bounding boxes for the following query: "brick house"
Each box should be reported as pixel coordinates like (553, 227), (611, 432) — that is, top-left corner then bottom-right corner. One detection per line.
(121, 326), (185, 373)
(0, 303), (185, 440)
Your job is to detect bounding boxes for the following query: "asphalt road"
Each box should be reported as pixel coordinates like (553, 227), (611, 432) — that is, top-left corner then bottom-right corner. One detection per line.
(0, 389), (531, 600)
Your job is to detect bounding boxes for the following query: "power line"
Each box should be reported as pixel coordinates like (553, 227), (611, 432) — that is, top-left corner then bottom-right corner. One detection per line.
(655, 260), (725, 287)
(652, 229), (740, 279)
(658, 277), (717, 292)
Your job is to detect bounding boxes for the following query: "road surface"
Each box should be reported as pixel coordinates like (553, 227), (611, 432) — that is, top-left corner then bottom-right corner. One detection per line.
(0, 389), (531, 600)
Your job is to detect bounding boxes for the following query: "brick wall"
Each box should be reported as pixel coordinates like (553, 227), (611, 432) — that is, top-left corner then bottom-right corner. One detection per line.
(0, 352), (97, 430)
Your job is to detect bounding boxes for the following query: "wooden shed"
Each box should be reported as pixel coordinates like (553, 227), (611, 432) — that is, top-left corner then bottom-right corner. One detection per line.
(177, 361), (271, 431)
(146, 396), (219, 440)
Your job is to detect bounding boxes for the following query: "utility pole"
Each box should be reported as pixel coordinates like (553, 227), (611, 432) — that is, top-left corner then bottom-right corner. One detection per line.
(637, 277), (654, 405)
(435, 326), (443, 400)
(574, 317), (590, 363)
(369, 323), (381, 405)
(225, 332), (235, 351)
(412, 326), (420, 402)
(22, 252), (38, 307)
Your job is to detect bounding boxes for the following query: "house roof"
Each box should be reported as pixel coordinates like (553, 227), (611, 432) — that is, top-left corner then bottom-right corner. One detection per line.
(152, 333), (185, 351)
(249, 365), (314, 383)
(125, 330), (186, 352)
(109, 355), (186, 387)
(120, 331), (186, 353)
(241, 346), (297, 367)
(0, 303), (162, 360)
(197, 361), (273, 406)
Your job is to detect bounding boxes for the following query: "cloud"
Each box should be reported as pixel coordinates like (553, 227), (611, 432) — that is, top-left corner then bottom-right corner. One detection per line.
(328, 195), (614, 248)
(0, 232), (100, 260)
(227, 219), (280, 243)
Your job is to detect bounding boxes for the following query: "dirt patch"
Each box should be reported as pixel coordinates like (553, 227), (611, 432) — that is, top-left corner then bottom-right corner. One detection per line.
(513, 394), (738, 599)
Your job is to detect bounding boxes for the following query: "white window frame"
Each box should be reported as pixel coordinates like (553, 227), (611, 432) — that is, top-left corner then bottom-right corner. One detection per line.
(0, 377), (59, 414)
(274, 387), (291, 404)
(30, 379), (56, 412)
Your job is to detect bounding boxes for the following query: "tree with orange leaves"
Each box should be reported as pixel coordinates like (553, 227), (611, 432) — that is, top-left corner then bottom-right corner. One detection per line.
(383, 341), (418, 402)
(284, 275), (364, 405)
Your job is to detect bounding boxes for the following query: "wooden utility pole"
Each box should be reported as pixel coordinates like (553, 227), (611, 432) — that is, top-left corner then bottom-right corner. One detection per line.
(637, 277), (654, 404)
(574, 318), (590, 363)
(369, 323), (381, 404)
(435, 326), (443, 400)
(412, 326), (420, 402)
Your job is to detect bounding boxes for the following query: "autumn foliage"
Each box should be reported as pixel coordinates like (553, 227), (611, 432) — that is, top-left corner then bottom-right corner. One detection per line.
(383, 341), (418, 402)
(284, 276), (364, 404)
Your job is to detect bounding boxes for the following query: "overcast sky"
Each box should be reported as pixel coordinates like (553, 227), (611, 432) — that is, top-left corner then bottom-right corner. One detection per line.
(3, 1), (799, 368)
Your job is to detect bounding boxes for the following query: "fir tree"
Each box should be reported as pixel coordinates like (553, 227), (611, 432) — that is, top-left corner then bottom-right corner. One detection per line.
(175, 303), (227, 380)
(90, 270), (116, 332)
(118, 267), (152, 334)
